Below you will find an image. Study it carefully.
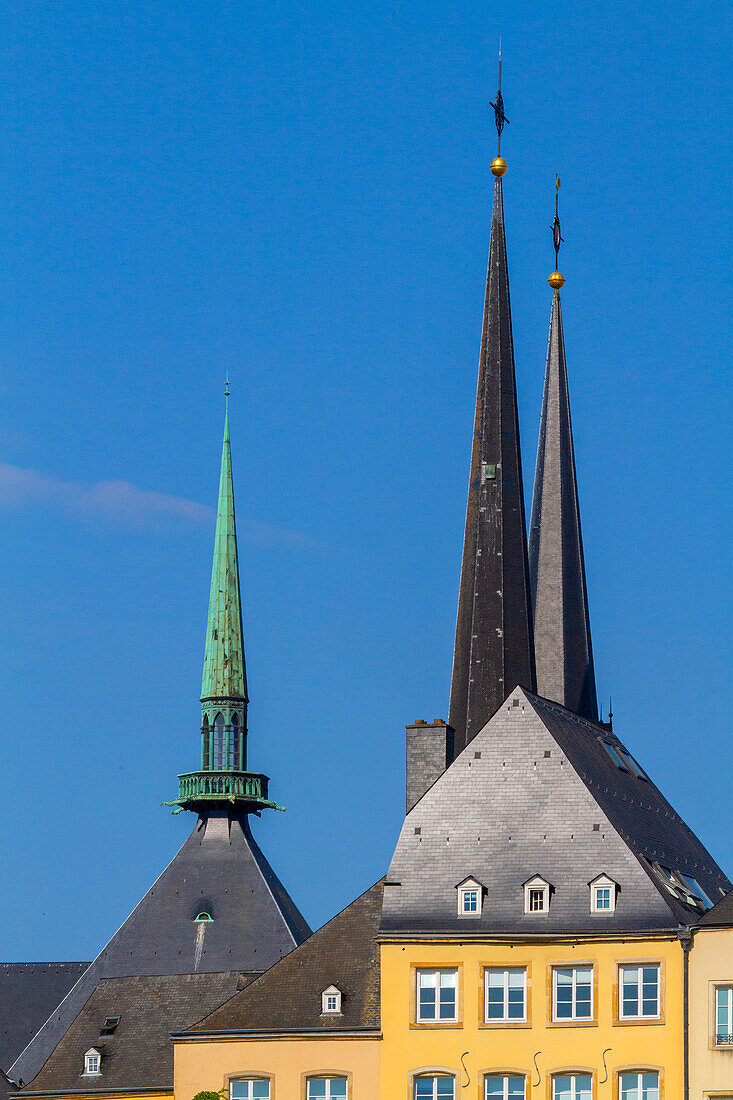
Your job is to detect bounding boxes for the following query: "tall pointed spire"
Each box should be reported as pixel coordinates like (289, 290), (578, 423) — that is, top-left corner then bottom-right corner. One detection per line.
(201, 375), (248, 709)
(528, 179), (598, 721)
(449, 56), (536, 754)
(166, 382), (280, 814)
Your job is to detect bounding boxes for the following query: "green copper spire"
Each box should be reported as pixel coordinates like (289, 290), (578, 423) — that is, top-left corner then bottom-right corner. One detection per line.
(201, 386), (248, 704)
(165, 384), (282, 815)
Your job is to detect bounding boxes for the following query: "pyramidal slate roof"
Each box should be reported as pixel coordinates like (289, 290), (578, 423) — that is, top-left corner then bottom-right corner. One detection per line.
(449, 172), (535, 754)
(9, 813), (310, 1086)
(0, 966), (88, 1076)
(382, 687), (729, 936)
(22, 972), (256, 1095)
(185, 879), (384, 1036)
(529, 288), (598, 721)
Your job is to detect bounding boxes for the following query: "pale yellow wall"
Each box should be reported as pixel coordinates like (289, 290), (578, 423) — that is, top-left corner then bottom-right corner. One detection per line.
(380, 937), (683, 1100)
(173, 1036), (380, 1100)
(690, 926), (733, 1098)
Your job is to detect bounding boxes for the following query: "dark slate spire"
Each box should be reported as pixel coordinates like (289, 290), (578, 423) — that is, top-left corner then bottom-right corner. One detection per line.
(528, 181), (598, 721)
(449, 65), (535, 754)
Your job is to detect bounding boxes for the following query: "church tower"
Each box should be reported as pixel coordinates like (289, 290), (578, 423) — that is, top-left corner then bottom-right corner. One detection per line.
(528, 182), (598, 721)
(8, 393), (310, 1088)
(449, 59), (536, 754)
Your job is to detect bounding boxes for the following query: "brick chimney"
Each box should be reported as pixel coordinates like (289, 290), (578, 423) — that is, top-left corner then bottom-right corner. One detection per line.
(405, 718), (454, 813)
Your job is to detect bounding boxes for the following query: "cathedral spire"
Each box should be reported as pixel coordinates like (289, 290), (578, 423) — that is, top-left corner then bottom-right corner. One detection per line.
(166, 383), (280, 815)
(449, 61), (536, 754)
(528, 179), (598, 721)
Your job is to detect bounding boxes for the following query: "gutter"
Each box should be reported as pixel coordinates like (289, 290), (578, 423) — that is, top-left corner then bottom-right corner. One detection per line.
(21, 1089), (170, 1097)
(377, 929), (681, 944)
(171, 1028), (382, 1043)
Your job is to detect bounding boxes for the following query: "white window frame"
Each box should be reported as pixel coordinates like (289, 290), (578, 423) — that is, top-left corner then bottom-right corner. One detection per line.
(484, 967), (527, 1022)
(413, 1076), (456, 1100)
(551, 1074), (593, 1100)
(619, 1071), (659, 1100)
(484, 1076), (526, 1100)
(589, 874), (617, 914)
(619, 964), (660, 1020)
(552, 966), (594, 1022)
(523, 876), (550, 915)
(716, 985), (733, 1046)
(229, 1080), (271, 1100)
(321, 985), (342, 1015)
(456, 877), (483, 917)
(83, 1049), (101, 1076)
(416, 968), (458, 1022)
(305, 1078), (348, 1100)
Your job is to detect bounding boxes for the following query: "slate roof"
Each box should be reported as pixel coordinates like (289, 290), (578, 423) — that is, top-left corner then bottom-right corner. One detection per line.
(0, 966), (88, 1076)
(382, 688), (729, 936)
(528, 288), (598, 721)
(10, 812), (310, 1087)
(23, 973), (256, 1094)
(449, 171), (535, 755)
(699, 887), (733, 927)
(186, 880), (384, 1035)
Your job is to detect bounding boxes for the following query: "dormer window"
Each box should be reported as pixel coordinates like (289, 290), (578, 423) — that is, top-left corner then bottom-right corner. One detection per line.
(83, 1049), (101, 1076)
(321, 985), (342, 1015)
(589, 874), (617, 914)
(523, 875), (551, 915)
(455, 877), (483, 917)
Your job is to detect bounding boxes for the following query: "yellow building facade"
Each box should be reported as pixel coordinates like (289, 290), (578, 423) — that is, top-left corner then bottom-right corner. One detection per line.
(379, 935), (683, 1099)
(689, 907), (733, 1099)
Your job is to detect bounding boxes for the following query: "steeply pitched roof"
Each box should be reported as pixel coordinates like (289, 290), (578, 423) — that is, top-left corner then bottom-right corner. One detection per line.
(0, 966), (88, 1076)
(202, 405), (247, 703)
(9, 813), (310, 1086)
(449, 173), (535, 754)
(23, 973), (256, 1094)
(382, 688), (729, 936)
(529, 288), (598, 721)
(699, 887), (733, 928)
(186, 880), (384, 1035)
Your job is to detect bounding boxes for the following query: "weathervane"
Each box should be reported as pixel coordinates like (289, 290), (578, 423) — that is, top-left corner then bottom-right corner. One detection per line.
(548, 175), (566, 289)
(489, 42), (509, 178)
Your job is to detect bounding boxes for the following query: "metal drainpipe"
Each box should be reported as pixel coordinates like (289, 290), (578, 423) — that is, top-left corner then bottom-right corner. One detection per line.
(679, 925), (692, 1100)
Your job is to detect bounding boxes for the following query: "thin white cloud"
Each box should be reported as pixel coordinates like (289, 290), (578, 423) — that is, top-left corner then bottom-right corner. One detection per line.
(0, 461), (326, 549)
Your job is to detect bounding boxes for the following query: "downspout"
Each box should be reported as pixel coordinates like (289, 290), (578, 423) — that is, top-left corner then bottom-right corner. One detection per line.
(679, 924), (692, 1100)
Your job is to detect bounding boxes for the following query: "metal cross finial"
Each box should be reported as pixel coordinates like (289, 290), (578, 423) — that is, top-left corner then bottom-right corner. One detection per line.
(225, 372), (230, 402)
(489, 41), (509, 154)
(551, 175), (564, 267)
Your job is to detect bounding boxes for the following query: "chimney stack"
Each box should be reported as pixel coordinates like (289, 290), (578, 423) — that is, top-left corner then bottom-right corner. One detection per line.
(406, 719), (454, 813)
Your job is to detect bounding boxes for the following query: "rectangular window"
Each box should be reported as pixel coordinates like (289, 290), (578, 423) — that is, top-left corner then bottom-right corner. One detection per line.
(306, 1079), (347, 1100)
(594, 886), (611, 910)
(529, 889), (545, 911)
(619, 1071), (659, 1100)
(416, 968), (458, 1022)
(600, 740), (628, 770)
(552, 1075), (592, 1100)
(230, 1082), (270, 1100)
(619, 965), (660, 1019)
(716, 986), (733, 1045)
(676, 873), (714, 909)
(485, 1074), (525, 1099)
(414, 1078), (455, 1099)
(485, 967), (526, 1022)
(553, 966), (593, 1021)
(462, 889), (478, 912)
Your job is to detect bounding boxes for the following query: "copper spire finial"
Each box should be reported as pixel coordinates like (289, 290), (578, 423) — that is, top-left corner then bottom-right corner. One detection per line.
(548, 175), (565, 289)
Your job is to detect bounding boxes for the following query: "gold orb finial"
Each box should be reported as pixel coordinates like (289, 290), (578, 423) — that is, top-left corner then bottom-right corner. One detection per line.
(490, 156), (507, 177)
(548, 270), (565, 289)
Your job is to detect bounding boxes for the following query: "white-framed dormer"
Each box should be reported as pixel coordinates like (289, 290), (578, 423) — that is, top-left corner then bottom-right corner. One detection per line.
(523, 874), (552, 915)
(82, 1048), (102, 1076)
(321, 985), (342, 1015)
(455, 876), (484, 917)
(589, 873), (618, 914)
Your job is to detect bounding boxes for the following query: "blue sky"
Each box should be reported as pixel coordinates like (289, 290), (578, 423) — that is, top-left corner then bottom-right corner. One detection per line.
(0, 0), (731, 959)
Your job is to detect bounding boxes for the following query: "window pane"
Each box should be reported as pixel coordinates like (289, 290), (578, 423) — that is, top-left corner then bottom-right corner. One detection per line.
(307, 1082), (327, 1099)
(641, 1073), (659, 1100)
(552, 1076), (573, 1100)
(575, 1077), (592, 1100)
(414, 1080), (434, 1100)
(436, 1079), (455, 1099)
(554, 969), (573, 1017)
(328, 1080), (347, 1100)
